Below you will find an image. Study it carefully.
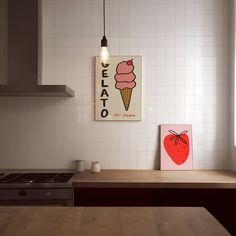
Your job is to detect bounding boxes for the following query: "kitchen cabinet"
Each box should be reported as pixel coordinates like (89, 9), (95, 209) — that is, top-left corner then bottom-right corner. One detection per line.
(73, 170), (236, 235)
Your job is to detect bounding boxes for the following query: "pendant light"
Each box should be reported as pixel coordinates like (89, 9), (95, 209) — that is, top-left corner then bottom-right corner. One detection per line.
(100, 0), (109, 63)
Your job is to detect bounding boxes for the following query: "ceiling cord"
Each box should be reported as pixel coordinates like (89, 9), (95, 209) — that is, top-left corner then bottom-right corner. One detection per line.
(103, 0), (105, 36)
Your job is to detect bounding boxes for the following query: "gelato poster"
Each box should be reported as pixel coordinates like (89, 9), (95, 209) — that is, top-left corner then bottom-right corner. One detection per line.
(95, 56), (142, 121)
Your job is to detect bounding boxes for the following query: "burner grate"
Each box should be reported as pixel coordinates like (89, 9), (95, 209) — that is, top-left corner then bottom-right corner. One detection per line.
(53, 173), (74, 183)
(12, 173), (57, 183)
(0, 174), (21, 183)
(0, 173), (74, 183)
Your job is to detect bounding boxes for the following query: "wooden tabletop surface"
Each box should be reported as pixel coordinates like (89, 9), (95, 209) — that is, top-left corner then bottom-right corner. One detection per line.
(73, 170), (236, 188)
(0, 207), (230, 236)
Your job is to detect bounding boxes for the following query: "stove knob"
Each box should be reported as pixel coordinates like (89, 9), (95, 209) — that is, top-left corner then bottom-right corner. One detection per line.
(19, 189), (26, 197)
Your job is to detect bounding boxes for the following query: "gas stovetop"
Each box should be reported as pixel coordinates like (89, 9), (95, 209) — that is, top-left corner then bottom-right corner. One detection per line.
(0, 172), (75, 205)
(0, 173), (74, 183)
(0, 173), (75, 188)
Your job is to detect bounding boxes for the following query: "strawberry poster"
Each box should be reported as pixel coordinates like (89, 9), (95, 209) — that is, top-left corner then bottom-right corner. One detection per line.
(95, 56), (142, 121)
(160, 125), (193, 170)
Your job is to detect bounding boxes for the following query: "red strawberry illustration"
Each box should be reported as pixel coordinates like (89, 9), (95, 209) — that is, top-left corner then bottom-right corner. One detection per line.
(164, 130), (189, 165)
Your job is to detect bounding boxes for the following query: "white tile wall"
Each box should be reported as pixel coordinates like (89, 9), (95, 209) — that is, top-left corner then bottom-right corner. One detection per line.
(230, 0), (236, 172)
(0, 0), (232, 170)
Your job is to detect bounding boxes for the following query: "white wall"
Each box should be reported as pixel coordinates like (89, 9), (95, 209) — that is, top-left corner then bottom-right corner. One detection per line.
(0, 0), (232, 170)
(230, 0), (236, 172)
(231, 150), (236, 171)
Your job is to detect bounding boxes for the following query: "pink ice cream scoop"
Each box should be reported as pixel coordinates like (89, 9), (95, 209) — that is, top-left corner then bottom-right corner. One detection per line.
(115, 60), (136, 90)
(114, 59), (136, 111)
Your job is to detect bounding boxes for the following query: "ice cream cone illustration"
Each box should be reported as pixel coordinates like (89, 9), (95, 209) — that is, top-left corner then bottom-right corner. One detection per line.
(114, 59), (136, 111)
(120, 87), (133, 111)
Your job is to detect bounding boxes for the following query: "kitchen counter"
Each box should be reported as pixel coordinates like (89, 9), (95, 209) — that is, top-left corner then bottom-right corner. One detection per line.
(0, 206), (230, 236)
(73, 170), (236, 188)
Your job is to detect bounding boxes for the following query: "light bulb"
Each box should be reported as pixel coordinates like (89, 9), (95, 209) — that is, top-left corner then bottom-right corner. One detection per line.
(100, 46), (109, 64)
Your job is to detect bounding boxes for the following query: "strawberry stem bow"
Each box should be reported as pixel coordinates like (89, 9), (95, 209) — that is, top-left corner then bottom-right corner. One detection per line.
(168, 130), (188, 145)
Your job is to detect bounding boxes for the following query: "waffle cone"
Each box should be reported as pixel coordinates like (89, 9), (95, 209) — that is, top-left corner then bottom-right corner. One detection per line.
(120, 88), (133, 111)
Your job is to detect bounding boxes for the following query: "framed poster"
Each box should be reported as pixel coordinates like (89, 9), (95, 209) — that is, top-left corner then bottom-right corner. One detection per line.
(95, 56), (142, 121)
(160, 124), (193, 170)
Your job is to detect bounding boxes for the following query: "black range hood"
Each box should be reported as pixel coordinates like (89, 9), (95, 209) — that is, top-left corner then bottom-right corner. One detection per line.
(0, 0), (74, 97)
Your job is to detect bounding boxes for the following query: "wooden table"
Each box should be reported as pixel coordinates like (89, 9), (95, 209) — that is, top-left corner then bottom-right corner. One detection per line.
(0, 207), (230, 236)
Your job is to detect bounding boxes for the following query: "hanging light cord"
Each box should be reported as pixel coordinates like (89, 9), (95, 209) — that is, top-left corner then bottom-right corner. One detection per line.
(100, 0), (109, 62)
(101, 0), (108, 48)
(103, 0), (106, 36)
